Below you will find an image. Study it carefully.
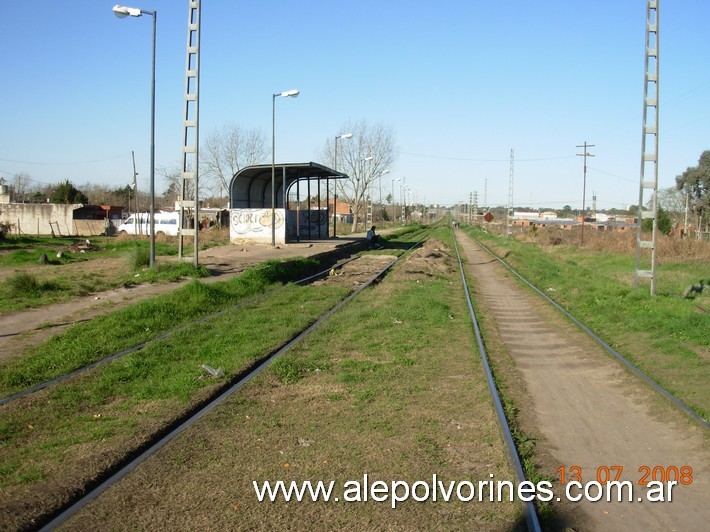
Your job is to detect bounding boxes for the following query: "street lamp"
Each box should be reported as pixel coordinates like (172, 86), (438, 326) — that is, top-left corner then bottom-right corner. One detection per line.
(333, 133), (352, 237)
(271, 89), (299, 246)
(391, 177), (400, 222)
(363, 155), (373, 229)
(378, 169), (389, 222)
(334, 133), (352, 171)
(402, 185), (411, 223)
(113, 4), (157, 267)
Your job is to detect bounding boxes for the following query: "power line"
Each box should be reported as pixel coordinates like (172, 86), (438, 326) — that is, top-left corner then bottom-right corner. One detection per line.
(0, 153), (131, 166)
(398, 150), (575, 163)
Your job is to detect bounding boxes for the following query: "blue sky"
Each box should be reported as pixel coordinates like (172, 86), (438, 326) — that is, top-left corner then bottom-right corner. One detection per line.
(2, 1), (708, 210)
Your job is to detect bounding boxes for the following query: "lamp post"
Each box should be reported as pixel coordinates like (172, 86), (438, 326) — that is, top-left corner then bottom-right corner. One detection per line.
(377, 169), (389, 223)
(113, 4), (156, 267)
(363, 155), (373, 229)
(271, 89), (299, 246)
(333, 133), (352, 237)
(391, 177), (400, 223)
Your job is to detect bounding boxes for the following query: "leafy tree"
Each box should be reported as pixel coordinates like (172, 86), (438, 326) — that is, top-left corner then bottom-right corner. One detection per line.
(321, 120), (398, 231)
(676, 150), (710, 230)
(641, 206), (672, 235)
(49, 180), (88, 204)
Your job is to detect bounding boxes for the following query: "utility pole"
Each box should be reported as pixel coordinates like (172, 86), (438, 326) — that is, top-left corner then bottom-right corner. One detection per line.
(576, 142), (595, 245)
(634, 0), (660, 294)
(131, 150), (139, 214)
(507, 149), (514, 235)
(468, 192), (473, 225)
(178, 0), (201, 267)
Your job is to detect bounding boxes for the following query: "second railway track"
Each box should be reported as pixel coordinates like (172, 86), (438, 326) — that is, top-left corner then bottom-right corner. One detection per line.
(3, 229), (432, 530)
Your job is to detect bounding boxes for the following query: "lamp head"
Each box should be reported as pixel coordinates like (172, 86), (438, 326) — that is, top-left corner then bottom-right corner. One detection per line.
(281, 89), (300, 98)
(113, 5), (143, 17)
(338, 133), (353, 139)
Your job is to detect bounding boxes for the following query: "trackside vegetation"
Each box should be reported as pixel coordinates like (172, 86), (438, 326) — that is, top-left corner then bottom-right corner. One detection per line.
(463, 226), (709, 421)
(56, 225), (521, 530)
(0, 258), (320, 397)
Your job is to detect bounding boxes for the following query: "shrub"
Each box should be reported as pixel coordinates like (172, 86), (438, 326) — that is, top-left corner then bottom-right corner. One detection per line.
(6, 272), (40, 297)
(128, 245), (150, 270)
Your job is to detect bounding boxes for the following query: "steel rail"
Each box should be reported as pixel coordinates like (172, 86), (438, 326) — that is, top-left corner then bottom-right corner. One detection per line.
(451, 230), (542, 532)
(470, 234), (709, 430)
(36, 232), (429, 530)
(0, 253), (365, 407)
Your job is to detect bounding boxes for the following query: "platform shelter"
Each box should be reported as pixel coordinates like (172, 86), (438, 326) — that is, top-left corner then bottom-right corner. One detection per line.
(228, 162), (349, 244)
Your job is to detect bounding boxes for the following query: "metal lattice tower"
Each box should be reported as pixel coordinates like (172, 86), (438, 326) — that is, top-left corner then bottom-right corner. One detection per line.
(506, 149), (514, 235)
(472, 191), (479, 224)
(483, 178), (487, 212)
(634, 0), (660, 294)
(178, 0), (201, 267)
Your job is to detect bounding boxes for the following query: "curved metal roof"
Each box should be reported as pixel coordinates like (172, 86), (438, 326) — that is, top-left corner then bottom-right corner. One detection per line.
(229, 162), (348, 209)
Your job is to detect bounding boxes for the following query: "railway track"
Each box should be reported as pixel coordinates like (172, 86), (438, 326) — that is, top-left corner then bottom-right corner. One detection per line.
(466, 232), (708, 430)
(0, 253), (366, 407)
(3, 223), (552, 530)
(451, 231), (542, 532)
(6, 224), (705, 529)
(1, 227), (432, 407)
(21, 228), (431, 530)
(453, 228), (708, 530)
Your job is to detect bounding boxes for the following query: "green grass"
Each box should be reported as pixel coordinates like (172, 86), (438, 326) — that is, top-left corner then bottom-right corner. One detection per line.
(0, 282), (349, 492)
(464, 226), (710, 420)
(0, 260), (211, 314)
(0, 258), (319, 397)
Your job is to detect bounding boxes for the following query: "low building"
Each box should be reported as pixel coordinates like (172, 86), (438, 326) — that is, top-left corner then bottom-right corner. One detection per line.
(0, 198), (123, 236)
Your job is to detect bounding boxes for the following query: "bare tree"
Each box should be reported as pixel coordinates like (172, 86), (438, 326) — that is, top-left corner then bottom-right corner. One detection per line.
(157, 162), (185, 209)
(322, 120), (397, 231)
(201, 123), (268, 200)
(13, 172), (32, 201)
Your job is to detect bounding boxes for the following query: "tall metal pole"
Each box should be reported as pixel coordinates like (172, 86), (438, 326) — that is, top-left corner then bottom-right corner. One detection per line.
(149, 10), (156, 267)
(334, 136), (340, 238)
(634, 0), (660, 295)
(391, 177), (400, 222)
(271, 94), (276, 247)
(177, 0), (201, 267)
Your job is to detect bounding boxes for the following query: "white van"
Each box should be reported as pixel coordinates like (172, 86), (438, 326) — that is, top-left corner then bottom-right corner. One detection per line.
(117, 211), (180, 236)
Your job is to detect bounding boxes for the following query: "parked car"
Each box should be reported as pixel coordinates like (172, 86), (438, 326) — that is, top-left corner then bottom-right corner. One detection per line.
(117, 211), (179, 236)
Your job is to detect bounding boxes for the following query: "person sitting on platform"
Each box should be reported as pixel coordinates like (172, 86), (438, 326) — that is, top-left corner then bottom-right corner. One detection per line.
(366, 225), (380, 248)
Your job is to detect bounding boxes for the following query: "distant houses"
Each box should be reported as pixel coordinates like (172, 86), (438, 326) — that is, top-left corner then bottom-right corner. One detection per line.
(511, 210), (636, 232)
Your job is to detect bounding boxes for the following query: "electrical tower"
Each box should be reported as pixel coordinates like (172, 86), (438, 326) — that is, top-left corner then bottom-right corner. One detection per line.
(178, 0), (201, 267)
(472, 191), (479, 225)
(483, 178), (488, 212)
(634, 0), (660, 295)
(506, 149), (514, 235)
(468, 192), (472, 225)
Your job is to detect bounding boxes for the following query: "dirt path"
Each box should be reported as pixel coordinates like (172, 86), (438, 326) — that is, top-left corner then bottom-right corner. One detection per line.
(456, 230), (709, 530)
(0, 239), (362, 364)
